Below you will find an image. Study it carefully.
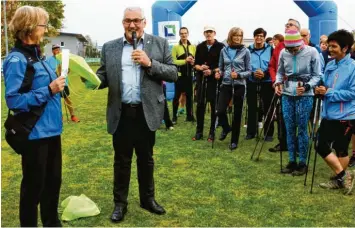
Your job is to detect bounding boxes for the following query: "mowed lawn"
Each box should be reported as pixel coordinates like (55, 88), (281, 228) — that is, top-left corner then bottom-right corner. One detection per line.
(1, 67), (355, 227)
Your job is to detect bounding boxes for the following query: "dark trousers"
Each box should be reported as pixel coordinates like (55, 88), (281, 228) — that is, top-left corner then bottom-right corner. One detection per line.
(276, 98), (288, 148)
(173, 76), (193, 119)
(163, 84), (173, 128)
(20, 136), (62, 227)
(217, 84), (245, 144)
(246, 81), (274, 137)
(196, 81), (216, 135)
(112, 104), (156, 206)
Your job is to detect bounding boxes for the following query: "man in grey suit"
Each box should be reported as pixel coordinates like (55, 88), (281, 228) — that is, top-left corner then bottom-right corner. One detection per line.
(96, 7), (177, 222)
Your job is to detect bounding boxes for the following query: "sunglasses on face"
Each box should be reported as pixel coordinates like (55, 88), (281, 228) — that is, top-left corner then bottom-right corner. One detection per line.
(285, 46), (300, 53)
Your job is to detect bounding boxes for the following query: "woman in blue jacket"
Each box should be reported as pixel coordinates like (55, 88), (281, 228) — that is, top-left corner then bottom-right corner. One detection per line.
(315, 29), (355, 195)
(215, 27), (252, 150)
(274, 29), (321, 175)
(3, 6), (65, 226)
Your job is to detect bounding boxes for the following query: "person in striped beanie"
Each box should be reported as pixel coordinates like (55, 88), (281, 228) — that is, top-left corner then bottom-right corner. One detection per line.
(274, 29), (321, 176)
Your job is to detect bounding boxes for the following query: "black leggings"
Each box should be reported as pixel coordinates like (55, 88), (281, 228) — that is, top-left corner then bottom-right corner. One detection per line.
(216, 84), (245, 144)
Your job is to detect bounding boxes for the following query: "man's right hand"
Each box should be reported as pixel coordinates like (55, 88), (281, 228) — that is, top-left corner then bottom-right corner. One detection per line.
(49, 76), (66, 94)
(275, 84), (283, 96)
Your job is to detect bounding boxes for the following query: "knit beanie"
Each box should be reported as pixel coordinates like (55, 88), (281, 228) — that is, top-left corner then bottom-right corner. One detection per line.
(284, 29), (303, 47)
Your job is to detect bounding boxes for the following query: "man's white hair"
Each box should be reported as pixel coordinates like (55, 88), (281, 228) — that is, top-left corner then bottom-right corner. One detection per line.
(123, 7), (145, 19)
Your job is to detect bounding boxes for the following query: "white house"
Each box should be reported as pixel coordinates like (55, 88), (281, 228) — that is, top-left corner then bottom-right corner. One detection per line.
(44, 32), (88, 58)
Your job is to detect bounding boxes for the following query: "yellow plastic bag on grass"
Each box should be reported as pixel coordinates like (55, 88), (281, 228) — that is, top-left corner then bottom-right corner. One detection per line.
(61, 194), (100, 221)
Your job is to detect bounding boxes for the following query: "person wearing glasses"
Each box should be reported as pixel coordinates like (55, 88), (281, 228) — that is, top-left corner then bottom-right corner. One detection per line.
(215, 27), (251, 150)
(245, 28), (274, 141)
(171, 27), (196, 124)
(314, 29), (355, 195)
(95, 7), (177, 222)
(268, 18), (301, 153)
(3, 6), (65, 227)
(274, 29), (321, 176)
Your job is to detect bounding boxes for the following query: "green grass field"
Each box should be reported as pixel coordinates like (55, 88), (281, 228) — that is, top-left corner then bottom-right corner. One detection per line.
(1, 67), (355, 227)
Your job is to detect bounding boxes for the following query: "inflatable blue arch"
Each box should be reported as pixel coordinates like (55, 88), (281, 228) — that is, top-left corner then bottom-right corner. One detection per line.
(152, 0), (338, 100)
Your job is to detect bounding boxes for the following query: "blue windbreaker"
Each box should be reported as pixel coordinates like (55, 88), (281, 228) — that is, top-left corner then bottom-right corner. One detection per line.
(3, 44), (62, 140)
(322, 54), (355, 120)
(248, 43), (273, 83)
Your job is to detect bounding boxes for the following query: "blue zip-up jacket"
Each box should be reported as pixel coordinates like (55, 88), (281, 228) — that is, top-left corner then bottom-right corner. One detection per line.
(3, 42), (62, 140)
(322, 54), (355, 120)
(275, 45), (321, 96)
(248, 43), (273, 83)
(218, 45), (252, 86)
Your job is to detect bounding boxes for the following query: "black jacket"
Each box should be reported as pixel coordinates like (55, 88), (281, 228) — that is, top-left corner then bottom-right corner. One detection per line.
(195, 40), (224, 83)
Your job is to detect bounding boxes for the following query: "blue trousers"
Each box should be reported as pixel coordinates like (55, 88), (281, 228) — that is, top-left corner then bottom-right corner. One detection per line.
(282, 95), (313, 164)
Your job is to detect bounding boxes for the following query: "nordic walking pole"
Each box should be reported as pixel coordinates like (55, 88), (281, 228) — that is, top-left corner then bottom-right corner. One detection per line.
(230, 68), (235, 151)
(256, 97), (280, 161)
(304, 96), (319, 186)
(212, 70), (221, 149)
(310, 100), (322, 194)
(251, 93), (277, 160)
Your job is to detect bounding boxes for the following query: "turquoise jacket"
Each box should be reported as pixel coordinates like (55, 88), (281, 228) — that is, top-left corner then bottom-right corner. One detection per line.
(322, 54), (355, 120)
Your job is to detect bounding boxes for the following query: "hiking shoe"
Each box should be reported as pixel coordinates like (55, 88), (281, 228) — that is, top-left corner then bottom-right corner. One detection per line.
(342, 170), (355, 195)
(292, 163), (307, 176)
(319, 179), (341, 189)
(269, 143), (288, 152)
(229, 143), (238, 151)
(192, 132), (203, 141)
(207, 132), (215, 142)
(264, 136), (273, 142)
(349, 156), (355, 167)
(219, 128), (231, 141)
(281, 162), (297, 174)
(178, 108), (185, 115)
(71, 115), (80, 123)
(166, 126), (174, 131)
(172, 117), (177, 125)
(185, 116), (195, 122)
(245, 134), (255, 140)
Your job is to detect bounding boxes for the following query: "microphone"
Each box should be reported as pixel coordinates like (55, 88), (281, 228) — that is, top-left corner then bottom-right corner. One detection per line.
(132, 31), (137, 50)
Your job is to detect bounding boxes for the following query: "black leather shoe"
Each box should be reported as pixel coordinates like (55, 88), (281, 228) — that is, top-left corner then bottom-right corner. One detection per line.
(140, 199), (166, 215)
(111, 205), (127, 223)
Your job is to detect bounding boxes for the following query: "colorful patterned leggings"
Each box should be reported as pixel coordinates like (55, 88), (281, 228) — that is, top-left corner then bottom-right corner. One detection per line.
(282, 95), (313, 164)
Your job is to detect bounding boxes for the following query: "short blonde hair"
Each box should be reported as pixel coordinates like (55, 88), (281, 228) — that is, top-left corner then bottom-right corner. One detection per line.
(227, 27), (243, 46)
(9, 5), (49, 40)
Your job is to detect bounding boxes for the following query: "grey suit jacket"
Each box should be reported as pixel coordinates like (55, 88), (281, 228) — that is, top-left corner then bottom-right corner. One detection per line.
(96, 33), (178, 134)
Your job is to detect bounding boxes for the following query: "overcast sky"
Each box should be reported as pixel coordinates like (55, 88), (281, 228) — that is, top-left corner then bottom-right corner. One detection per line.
(62, 0), (354, 46)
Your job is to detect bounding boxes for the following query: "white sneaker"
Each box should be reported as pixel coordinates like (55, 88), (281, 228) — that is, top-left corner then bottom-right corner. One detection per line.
(168, 126), (174, 130)
(258, 122), (263, 129)
(243, 124), (247, 128)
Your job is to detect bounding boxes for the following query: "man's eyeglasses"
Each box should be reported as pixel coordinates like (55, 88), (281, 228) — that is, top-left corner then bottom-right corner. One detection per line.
(123, 18), (145, 25)
(285, 23), (298, 28)
(254, 35), (264, 38)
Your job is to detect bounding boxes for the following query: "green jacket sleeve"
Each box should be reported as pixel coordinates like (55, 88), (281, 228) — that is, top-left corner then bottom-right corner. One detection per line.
(172, 45), (187, 66)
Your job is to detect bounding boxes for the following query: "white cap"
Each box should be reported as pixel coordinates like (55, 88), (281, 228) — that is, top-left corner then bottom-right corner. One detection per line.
(203, 26), (215, 32)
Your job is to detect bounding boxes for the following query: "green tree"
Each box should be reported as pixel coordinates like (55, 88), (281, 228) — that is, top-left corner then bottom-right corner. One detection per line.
(85, 35), (100, 58)
(1, 0), (65, 56)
